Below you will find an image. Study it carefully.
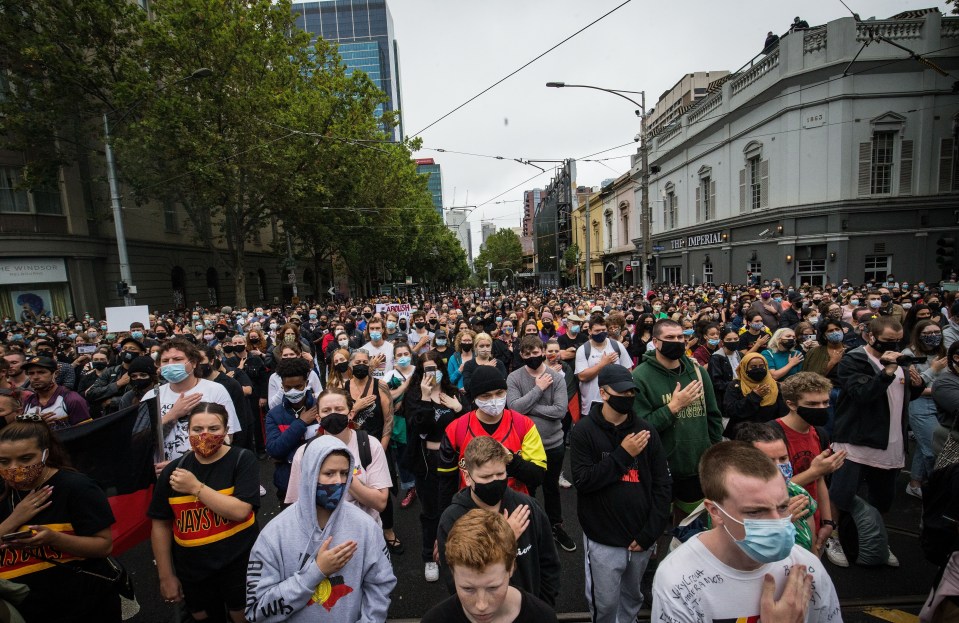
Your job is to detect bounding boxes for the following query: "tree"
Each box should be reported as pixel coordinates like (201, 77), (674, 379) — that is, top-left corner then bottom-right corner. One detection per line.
(563, 244), (580, 278)
(474, 229), (523, 284)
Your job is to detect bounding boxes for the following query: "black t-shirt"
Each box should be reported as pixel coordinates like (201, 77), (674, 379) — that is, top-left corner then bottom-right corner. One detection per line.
(421, 590), (558, 623)
(558, 331), (587, 352)
(148, 446), (260, 582)
(0, 469), (117, 622)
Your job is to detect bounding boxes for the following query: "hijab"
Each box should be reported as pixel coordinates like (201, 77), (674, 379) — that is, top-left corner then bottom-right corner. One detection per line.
(737, 352), (778, 407)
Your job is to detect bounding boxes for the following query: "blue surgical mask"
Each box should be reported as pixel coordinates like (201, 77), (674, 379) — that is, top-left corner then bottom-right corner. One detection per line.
(683, 329), (695, 337)
(569, 325), (581, 334)
(386, 321), (397, 331)
(436, 339), (447, 347)
(774, 297), (783, 303)
(495, 316), (503, 323)
(131, 331), (143, 340)
(309, 313), (317, 320)
(160, 363), (190, 383)
(850, 299), (860, 306)
(315, 482), (346, 511)
(397, 356), (412, 368)
(714, 503), (796, 563)
(707, 338), (721, 347)
(434, 370), (444, 383)
(750, 322), (764, 330)
(826, 331), (844, 343)
(369, 331), (382, 341)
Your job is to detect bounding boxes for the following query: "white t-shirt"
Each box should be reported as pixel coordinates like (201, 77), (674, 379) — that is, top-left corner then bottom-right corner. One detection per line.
(142, 379), (242, 461)
(267, 371), (323, 409)
(574, 339), (632, 411)
(653, 534), (841, 623)
(284, 431), (392, 526)
(407, 330), (434, 355)
(360, 340), (395, 381)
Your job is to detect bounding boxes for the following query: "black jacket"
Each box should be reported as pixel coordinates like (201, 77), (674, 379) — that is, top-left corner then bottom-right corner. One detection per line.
(569, 402), (671, 549)
(722, 381), (789, 439)
(437, 487), (560, 606)
(834, 346), (925, 450)
(708, 352), (735, 413)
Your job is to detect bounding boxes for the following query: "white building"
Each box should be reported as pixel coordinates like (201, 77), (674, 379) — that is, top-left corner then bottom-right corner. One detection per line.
(445, 207), (473, 264)
(634, 10), (958, 286)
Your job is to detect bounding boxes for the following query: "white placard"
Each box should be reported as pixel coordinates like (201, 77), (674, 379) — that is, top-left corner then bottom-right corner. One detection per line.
(0, 258), (67, 285)
(105, 305), (151, 332)
(376, 303), (412, 321)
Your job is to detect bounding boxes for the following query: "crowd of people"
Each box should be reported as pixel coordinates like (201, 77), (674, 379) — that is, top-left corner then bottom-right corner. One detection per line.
(0, 273), (957, 622)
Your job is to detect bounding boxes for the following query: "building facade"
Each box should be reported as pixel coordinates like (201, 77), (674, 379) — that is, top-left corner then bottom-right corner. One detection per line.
(292, 0), (405, 141)
(444, 207), (472, 265)
(480, 222), (497, 248)
(647, 71), (730, 135)
(533, 161), (575, 288)
(634, 11), (959, 288)
(415, 158), (443, 215)
(598, 173), (641, 286)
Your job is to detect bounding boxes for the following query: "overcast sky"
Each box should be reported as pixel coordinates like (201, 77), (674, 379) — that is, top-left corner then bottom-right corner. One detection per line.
(387, 0), (950, 256)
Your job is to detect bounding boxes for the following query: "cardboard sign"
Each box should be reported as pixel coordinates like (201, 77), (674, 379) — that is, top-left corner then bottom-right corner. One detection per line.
(375, 303), (412, 321)
(105, 305), (151, 333)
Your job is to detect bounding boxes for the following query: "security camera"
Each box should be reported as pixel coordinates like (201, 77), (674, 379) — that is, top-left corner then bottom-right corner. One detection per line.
(634, 133), (641, 142)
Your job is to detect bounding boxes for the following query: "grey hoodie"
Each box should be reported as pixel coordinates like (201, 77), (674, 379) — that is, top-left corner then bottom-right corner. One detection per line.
(245, 436), (396, 623)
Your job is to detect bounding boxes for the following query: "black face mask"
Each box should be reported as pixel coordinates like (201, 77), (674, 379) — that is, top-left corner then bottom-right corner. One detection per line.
(121, 351), (138, 364)
(215, 331), (226, 340)
(471, 476), (508, 507)
(591, 331), (607, 344)
(796, 405), (829, 426)
(523, 355), (545, 370)
(352, 364), (370, 379)
(605, 393), (633, 414)
(91, 361), (108, 371)
(780, 339), (796, 350)
(155, 333), (168, 340)
(460, 343), (473, 353)
(196, 363), (213, 378)
(746, 367), (767, 382)
(657, 340), (685, 361)
(321, 412), (350, 435)
(130, 378), (153, 391)
(334, 361), (350, 374)
(414, 322), (426, 330)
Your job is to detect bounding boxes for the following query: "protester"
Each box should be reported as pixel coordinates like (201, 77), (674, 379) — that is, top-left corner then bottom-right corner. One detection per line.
(20, 356), (91, 429)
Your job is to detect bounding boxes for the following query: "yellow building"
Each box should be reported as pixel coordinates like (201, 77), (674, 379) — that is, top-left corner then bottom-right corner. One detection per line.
(573, 186), (604, 289)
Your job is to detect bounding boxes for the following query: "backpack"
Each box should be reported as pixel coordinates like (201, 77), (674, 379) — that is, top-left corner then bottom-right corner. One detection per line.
(921, 463), (959, 567)
(582, 339), (629, 362)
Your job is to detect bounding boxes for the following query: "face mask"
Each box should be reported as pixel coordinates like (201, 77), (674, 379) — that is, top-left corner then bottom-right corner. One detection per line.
(591, 331), (607, 343)
(196, 363), (213, 378)
(415, 321), (426, 330)
(334, 361), (350, 374)
(471, 476), (508, 507)
(652, 305), (662, 312)
(707, 338), (721, 348)
(397, 356), (412, 368)
(460, 342), (474, 353)
(151, 352), (159, 361)
(774, 297), (783, 303)
(746, 367), (767, 381)
(160, 363), (190, 383)
(131, 377), (153, 391)
(658, 340), (685, 361)
(825, 331), (844, 344)
(192, 315), (200, 321)
(921, 334), (942, 349)
(796, 405), (829, 426)
(780, 339), (795, 350)
(475, 396), (507, 417)
(850, 299), (860, 306)
(155, 332), (167, 340)
(871, 340), (898, 353)
(435, 339), (447, 347)
(121, 350), (138, 364)
(386, 321), (397, 331)
(321, 412), (350, 435)
(777, 462), (794, 481)
(0, 450), (47, 490)
(189, 432), (226, 458)
(369, 331), (382, 342)
(750, 322), (764, 331)
(91, 361), (108, 371)
(682, 329), (695, 337)
(86, 332), (97, 339)
(724, 341), (739, 351)
(315, 482), (346, 511)
(502, 327), (513, 334)
(605, 392), (633, 414)
(524, 355), (545, 370)
(398, 321), (408, 330)
(309, 314), (318, 320)
(363, 313), (373, 320)
(714, 503), (796, 563)
(284, 387), (306, 403)
(869, 300), (882, 309)
(352, 364), (369, 379)
(569, 325), (581, 334)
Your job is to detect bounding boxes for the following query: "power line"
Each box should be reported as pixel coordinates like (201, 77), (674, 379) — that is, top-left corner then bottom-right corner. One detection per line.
(409, 0), (634, 138)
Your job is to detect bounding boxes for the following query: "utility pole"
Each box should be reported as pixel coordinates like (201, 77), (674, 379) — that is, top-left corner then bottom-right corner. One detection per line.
(285, 230), (298, 301)
(584, 192), (591, 290)
(640, 90), (652, 295)
(104, 113), (136, 306)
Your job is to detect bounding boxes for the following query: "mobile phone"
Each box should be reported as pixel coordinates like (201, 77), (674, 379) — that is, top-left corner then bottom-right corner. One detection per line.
(1, 530), (33, 542)
(77, 344), (97, 355)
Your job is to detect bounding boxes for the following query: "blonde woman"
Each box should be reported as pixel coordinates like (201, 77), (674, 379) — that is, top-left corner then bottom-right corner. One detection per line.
(461, 332), (507, 401)
(326, 348), (352, 390)
(761, 327), (804, 381)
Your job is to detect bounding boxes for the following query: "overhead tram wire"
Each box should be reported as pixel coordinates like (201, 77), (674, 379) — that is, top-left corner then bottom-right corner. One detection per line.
(409, 0), (634, 138)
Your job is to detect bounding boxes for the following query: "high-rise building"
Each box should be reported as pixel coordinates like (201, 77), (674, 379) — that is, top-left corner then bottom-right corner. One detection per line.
(481, 222), (497, 248)
(445, 207), (472, 264)
(647, 71), (730, 135)
(415, 158), (443, 216)
(291, 0), (405, 141)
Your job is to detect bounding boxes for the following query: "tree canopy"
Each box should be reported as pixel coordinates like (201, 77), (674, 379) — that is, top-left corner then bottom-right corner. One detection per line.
(474, 229), (523, 285)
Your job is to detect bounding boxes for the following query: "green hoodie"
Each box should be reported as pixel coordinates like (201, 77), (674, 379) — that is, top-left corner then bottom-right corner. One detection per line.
(631, 350), (723, 479)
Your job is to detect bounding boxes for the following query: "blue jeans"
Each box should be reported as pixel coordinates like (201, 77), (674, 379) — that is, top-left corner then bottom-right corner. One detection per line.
(909, 396), (938, 483)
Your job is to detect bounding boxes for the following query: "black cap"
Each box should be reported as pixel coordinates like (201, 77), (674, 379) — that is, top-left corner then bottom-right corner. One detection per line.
(434, 329), (448, 340)
(22, 356), (57, 372)
(468, 365), (507, 398)
(598, 365), (636, 394)
(127, 355), (157, 377)
(119, 337), (145, 351)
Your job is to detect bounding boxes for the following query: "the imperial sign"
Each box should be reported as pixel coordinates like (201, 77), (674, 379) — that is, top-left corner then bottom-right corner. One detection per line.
(668, 231), (724, 250)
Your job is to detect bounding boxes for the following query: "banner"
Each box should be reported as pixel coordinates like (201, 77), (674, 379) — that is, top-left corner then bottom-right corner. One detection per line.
(58, 402), (158, 555)
(375, 303), (412, 321)
(104, 305), (151, 333)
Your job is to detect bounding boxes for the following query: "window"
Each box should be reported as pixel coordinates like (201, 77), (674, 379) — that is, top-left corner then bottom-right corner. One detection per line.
(703, 262), (714, 284)
(749, 157), (762, 210)
(940, 138), (959, 193)
(864, 255), (891, 283)
(621, 212), (629, 246)
(605, 214), (613, 249)
(748, 261), (762, 284)
(696, 172), (716, 223)
(0, 167), (28, 213)
(163, 201), (179, 232)
(663, 184), (678, 230)
(0, 167), (62, 215)
(663, 266), (682, 284)
(797, 259), (827, 287)
(870, 131), (895, 195)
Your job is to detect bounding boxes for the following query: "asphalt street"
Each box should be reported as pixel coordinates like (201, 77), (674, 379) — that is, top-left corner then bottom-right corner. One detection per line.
(121, 450), (937, 622)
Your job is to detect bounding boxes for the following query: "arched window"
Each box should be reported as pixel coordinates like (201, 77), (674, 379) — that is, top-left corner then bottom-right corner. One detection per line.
(171, 267), (187, 310)
(206, 268), (219, 307)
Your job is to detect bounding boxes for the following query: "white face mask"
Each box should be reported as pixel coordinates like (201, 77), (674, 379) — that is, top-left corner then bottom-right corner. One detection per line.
(475, 396), (507, 417)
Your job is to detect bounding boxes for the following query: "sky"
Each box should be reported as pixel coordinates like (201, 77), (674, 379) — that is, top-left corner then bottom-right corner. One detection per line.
(386, 0), (951, 257)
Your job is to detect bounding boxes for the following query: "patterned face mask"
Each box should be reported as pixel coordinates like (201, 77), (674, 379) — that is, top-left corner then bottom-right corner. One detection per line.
(0, 449), (47, 490)
(189, 433), (226, 458)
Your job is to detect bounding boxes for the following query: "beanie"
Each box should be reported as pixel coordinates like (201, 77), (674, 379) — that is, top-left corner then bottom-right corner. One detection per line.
(128, 355), (157, 377)
(469, 365), (507, 398)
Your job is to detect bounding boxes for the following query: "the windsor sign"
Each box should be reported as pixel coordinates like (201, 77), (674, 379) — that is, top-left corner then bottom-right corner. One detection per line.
(668, 231), (724, 251)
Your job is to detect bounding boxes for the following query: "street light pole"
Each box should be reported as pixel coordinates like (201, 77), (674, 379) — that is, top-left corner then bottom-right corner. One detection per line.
(584, 191), (591, 290)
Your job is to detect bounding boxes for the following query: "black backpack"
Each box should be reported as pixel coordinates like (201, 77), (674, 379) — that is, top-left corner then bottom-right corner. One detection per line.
(920, 462), (959, 567)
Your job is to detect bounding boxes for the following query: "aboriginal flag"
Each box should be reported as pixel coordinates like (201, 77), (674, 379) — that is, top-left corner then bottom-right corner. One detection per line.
(58, 401), (158, 555)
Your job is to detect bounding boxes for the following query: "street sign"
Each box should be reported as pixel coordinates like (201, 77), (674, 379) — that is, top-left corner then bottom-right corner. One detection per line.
(405, 276), (413, 285)
(630, 260), (640, 267)
(652, 245), (665, 252)
(625, 265), (632, 272)
(287, 273), (296, 284)
(327, 286), (335, 295)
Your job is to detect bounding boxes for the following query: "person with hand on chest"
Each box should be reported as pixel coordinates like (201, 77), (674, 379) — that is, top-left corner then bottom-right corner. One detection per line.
(85, 337), (146, 411)
(265, 357), (321, 502)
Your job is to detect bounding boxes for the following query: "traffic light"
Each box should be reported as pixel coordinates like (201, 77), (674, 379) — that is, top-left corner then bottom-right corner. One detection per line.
(936, 236), (956, 273)
(117, 281), (129, 298)
(646, 256), (657, 279)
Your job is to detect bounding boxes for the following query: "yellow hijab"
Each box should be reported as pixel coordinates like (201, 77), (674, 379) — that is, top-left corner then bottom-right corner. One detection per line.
(737, 352), (778, 407)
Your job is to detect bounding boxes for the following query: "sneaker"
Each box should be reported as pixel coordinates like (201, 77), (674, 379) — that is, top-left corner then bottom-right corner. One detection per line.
(259, 485), (267, 497)
(824, 536), (849, 568)
(552, 524), (577, 552)
(401, 487), (417, 508)
(886, 547), (900, 568)
(558, 472), (573, 489)
(906, 483), (923, 499)
(424, 562), (439, 582)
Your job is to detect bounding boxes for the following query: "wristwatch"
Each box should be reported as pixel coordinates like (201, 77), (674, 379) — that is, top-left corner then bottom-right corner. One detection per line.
(821, 519), (837, 528)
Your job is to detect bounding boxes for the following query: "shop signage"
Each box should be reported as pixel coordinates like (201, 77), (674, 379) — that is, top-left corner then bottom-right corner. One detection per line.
(0, 259), (67, 285)
(668, 231), (723, 250)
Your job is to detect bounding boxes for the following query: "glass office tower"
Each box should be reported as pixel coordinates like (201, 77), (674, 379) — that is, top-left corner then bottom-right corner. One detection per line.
(292, 0), (404, 141)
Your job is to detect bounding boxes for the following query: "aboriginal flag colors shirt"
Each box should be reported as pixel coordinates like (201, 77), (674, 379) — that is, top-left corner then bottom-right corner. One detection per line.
(149, 446), (260, 582)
